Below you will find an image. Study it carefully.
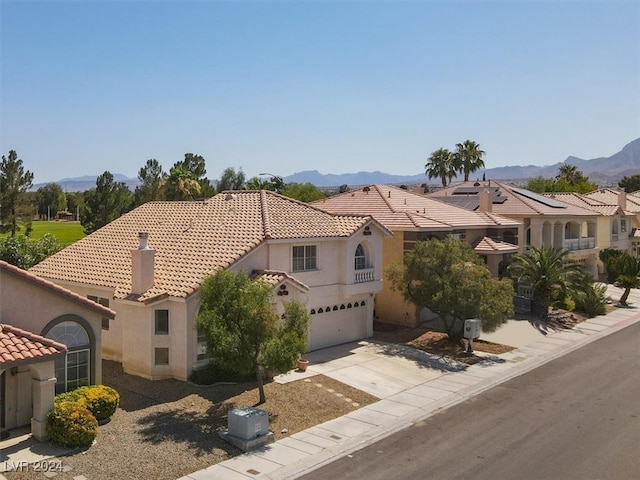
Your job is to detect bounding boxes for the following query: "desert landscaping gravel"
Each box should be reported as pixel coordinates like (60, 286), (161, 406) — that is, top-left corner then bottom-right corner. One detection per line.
(3, 361), (378, 480)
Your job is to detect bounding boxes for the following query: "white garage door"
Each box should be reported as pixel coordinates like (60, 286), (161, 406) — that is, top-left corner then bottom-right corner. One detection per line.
(309, 303), (367, 351)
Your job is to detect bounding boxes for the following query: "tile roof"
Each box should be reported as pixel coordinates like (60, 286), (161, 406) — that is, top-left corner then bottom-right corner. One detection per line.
(30, 191), (372, 302)
(0, 324), (67, 365)
(1, 260), (115, 318)
(583, 188), (640, 214)
(251, 270), (310, 292)
(428, 181), (598, 217)
(312, 184), (520, 230)
(472, 236), (519, 254)
(542, 192), (624, 216)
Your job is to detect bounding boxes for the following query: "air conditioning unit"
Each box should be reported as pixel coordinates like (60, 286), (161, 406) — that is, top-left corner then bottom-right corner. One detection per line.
(463, 318), (482, 340)
(228, 407), (269, 440)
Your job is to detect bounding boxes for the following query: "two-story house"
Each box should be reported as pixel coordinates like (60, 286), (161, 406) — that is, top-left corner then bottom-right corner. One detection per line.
(428, 181), (601, 278)
(313, 184), (523, 327)
(30, 191), (391, 381)
(542, 191), (636, 274)
(1, 260), (114, 440)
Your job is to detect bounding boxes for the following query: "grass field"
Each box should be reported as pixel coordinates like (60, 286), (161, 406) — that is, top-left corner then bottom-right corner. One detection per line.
(2, 221), (86, 246)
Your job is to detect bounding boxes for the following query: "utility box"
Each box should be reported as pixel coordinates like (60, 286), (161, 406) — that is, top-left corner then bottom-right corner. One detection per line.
(228, 407), (269, 440)
(463, 319), (482, 340)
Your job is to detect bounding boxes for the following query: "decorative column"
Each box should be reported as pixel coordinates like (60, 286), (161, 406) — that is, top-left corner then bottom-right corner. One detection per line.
(30, 361), (57, 442)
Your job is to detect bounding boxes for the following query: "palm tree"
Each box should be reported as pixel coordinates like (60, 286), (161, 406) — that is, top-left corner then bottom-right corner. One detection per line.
(507, 245), (583, 319)
(556, 164), (579, 185)
(454, 140), (485, 182)
(425, 148), (456, 188)
(610, 252), (640, 305)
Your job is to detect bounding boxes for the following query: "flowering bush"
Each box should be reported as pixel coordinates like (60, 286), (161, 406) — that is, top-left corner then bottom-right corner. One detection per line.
(46, 401), (98, 447)
(55, 385), (120, 422)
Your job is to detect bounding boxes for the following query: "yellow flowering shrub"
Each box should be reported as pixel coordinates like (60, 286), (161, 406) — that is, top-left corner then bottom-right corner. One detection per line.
(46, 401), (98, 447)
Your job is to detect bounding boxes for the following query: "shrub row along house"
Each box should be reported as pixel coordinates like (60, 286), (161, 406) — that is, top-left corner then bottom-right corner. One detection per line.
(30, 191), (391, 382)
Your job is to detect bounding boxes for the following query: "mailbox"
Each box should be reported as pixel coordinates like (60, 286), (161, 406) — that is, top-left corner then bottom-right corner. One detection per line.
(463, 318), (482, 340)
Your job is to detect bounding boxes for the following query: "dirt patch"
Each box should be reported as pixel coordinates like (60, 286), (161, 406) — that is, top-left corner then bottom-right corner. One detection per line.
(3, 361), (377, 480)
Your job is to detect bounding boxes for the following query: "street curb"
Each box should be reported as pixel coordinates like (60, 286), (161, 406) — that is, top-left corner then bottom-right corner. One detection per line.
(267, 310), (640, 480)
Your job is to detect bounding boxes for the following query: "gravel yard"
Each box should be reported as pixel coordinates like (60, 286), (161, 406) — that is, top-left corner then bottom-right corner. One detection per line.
(4, 361), (378, 480)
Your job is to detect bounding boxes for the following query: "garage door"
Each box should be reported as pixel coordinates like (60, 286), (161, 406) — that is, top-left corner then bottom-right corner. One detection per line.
(309, 303), (367, 351)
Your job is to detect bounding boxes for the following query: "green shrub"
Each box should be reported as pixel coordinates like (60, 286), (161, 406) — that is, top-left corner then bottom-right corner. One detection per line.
(54, 385), (120, 421)
(574, 283), (607, 317)
(189, 363), (253, 385)
(46, 401), (98, 447)
(75, 385), (120, 421)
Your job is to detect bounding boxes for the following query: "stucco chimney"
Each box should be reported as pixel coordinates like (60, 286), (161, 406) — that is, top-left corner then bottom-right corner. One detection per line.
(478, 190), (492, 213)
(618, 191), (627, 211)
(131, 232), (155, 295)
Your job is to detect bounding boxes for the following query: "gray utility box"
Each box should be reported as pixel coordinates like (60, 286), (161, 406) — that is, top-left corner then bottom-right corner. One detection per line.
(463, 318), (482, 340)
(228, 407), (269, 440)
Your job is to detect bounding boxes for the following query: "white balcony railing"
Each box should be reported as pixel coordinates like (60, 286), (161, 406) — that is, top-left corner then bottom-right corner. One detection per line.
(354, 268), (375, 284)
(563, 237), (595, 251)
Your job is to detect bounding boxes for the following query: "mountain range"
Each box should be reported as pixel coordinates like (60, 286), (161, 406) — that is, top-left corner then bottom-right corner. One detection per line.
(33, 138), (639, 191)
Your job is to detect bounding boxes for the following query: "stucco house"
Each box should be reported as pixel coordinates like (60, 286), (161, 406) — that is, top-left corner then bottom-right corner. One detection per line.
(428, 181), (601, 278)
(583, 188), (640, 257)
(30, 191), (391, 382)
(542, 191), (637, 273)
(312, 184), (523, 327)
(0, 260), (115, 441)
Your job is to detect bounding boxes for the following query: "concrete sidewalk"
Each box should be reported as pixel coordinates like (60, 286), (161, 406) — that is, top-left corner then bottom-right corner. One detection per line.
(180, 285), (640, 480)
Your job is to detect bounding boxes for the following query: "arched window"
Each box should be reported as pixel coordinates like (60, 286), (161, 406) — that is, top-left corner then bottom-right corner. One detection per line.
(354, 243), (367, 270)
(45, 319), (91, 394)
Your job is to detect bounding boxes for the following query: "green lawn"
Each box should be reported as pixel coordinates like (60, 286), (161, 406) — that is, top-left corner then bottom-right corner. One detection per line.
(2, 221), (86, 246)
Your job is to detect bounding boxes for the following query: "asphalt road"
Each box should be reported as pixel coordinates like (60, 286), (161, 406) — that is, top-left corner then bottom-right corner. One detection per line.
(300, 321), (640, 480)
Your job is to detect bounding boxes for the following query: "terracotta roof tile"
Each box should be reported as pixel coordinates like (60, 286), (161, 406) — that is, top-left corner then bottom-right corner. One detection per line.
(30, 191), (370, 301)
(0, 324), (67, 364)
(1, 260), (115, 318)
(542, 192), (624, 216)
(583, 188), (640, 214)
(312, 184), (520, 230)
(473, 236), (519, 254)
(250, 270), (310, 292)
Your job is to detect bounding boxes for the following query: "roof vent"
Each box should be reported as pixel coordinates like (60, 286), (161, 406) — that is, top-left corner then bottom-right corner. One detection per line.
(473, 181), (481, 187)
(363, 186), (370, 192)
(224, 193), (235, 201)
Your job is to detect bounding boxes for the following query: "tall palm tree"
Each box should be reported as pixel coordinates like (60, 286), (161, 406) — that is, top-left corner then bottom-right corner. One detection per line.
(455, 140), (485, 182)
(507, 245), (583, 319)
(425, 148), (456, 188)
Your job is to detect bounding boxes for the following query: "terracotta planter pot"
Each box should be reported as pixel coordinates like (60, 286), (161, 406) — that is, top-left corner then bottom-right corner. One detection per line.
(297, 359), (309, 372)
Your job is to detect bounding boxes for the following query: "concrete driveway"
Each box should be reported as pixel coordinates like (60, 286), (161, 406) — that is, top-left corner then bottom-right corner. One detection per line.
(276, 340), (469, 398)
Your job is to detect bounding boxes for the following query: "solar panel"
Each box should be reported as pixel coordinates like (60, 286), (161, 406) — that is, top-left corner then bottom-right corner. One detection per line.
(511, 187), (567, 208)
(451, 187), (500, 195)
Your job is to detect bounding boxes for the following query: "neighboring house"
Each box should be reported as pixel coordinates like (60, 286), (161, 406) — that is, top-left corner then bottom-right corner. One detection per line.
(0, 260), (114, 441)
(30, 191), (391, 382)
(312, 184), (523, 327)
(542, 191), (637, 273)
(583, 188), (640, 257)
(428, 181), (601, 279)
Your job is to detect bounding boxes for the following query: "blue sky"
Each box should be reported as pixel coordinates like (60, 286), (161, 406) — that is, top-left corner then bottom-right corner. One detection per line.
(1, 0), (638, 184)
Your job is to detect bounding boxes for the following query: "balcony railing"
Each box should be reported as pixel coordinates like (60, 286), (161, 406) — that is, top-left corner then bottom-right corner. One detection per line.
(563, 237), (595, 251)
(354, 268), (375, 284)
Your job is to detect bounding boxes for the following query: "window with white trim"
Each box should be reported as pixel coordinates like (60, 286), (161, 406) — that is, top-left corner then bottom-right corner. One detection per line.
(47, 320), (91, 394)
(292, 245), (317, 272)
(354, 243), (366, 270)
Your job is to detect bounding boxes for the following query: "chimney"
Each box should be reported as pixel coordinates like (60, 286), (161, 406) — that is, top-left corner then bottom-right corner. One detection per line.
(618, 191), (627, 211)
(131, 232), (155, 295)
(478, 190), (492, 213)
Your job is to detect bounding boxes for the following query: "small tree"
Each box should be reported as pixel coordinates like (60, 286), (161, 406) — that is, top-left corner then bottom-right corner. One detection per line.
(387, 237), (514, 344)
(216, 167), (246, 191)
(0, 150), (34, 237)
(507, 245), (583, 318)
(134, 159), (166, 206)
(609, 252), (640, 305)
(196, 270), (309, 404)
(282, 183), (324, 202)
(619, 174), (640, 193)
